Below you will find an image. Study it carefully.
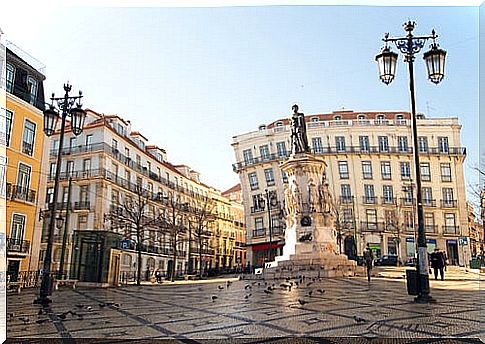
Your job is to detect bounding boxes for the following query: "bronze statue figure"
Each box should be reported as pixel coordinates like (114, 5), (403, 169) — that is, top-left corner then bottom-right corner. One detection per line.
(290, 104), (310, 154)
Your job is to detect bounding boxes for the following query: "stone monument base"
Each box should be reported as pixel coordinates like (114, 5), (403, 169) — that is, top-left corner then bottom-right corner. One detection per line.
(263, 251), (361, 280)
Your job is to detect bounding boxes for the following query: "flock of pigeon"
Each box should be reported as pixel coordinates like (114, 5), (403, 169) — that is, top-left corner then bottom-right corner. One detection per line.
(9, 301), (123, 326)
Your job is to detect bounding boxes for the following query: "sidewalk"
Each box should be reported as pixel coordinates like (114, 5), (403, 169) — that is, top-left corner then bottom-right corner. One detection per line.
(374, 265), (483, 281)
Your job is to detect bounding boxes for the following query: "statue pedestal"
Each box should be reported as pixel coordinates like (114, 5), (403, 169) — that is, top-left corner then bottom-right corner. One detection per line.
(264, 153), (358, 279)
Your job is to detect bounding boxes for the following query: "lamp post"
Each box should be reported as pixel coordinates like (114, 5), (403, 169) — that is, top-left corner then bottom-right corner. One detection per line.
(376, 21), (446, 303)
(264, 189), (276, 263)
(34, 83), (86, 305)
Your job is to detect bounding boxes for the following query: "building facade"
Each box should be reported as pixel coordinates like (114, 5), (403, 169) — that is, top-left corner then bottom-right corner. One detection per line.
(232, 110), (469, 267)
(467, 202), (484, 257)
(3, 45), (47, 280)
(40, 109), (244, 284)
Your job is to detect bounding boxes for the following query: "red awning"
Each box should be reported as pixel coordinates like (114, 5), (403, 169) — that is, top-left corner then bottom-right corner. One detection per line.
(250, 242), (282, 251)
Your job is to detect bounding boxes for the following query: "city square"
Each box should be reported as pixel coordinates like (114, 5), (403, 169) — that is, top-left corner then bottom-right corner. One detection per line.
(5, 271), (484, 342)
(1, 2), (484, 343)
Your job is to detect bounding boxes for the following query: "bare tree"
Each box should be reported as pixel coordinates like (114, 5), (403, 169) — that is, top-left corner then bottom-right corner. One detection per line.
(189, 195), (216, 278)
(105, 185), (163, 285)
(330, 197), (355, 256)
(160, 193), (188, 282)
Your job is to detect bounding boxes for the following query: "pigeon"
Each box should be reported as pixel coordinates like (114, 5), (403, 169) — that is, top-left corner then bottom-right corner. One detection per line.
(57, 312), (68, 320)
(226, 281), (232, 287)
(113, 303), (121, 309)
(298, 299), (308, 306)
(218, 285), (225, 290)
(18, 317), (30, 325)
(244, 294), (252, 299)
(306, 282), (314, 287)
(211, 295), (218, 302)
(263, 289), (273, 295)
(353, 315), (367, 323)
(244, 284), (252, 290)
(308, 290), (313, 297)
(36, 319), (49, 324)
(77, 314), (84, 320)
(98, 303), (106, 308)
(8, 313), (14, 318)
(316, 289), (325, 294)
(267, 286), (273, 291)
(198, 287), (204, 291)
(37, 309), (43, 315)
(86, 306), (93, 311)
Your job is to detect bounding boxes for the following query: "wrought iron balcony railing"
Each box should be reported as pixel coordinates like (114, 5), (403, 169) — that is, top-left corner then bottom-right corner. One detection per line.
(7, 238), (30, 254)
(6, 184), (36, 203)
(441, 200), (457, 208)
(442, 225), (459, 235)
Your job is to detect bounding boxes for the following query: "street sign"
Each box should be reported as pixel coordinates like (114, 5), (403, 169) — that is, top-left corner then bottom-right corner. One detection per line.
(121, 240), (131, 249)
(458, 237), (468, 246)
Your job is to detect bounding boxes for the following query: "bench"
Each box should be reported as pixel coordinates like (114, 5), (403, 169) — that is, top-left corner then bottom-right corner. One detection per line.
(7, 282), (22, 294)
(55, 279), (78, 290)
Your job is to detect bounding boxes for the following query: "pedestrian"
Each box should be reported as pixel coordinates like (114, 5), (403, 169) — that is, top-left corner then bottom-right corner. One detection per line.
(363, 244), (374, 282)
(155, 269), (162, 284)
(430, 248), (446, 281)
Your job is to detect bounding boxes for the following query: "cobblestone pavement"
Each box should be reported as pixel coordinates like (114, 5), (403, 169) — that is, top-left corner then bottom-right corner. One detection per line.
(6, 276), (484, 342)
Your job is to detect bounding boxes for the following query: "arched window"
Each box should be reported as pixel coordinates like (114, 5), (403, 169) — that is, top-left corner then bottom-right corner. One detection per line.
(311, 117), (319, 122)
(334, 115), (342, 121)
(275, 121), (283, 126)
(396, 114), (404, 120)
(357, 114), (366, 120)
(377, 114), (385, 121)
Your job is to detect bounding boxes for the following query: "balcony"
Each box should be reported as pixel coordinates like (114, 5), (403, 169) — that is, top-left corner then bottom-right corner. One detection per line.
(7, 238), (30, 254)
(443, 225), (459, 235)
(400, 198), (415, 207)
(339, 196), (354, 204)
(441, 200), (457, 208)
(360, 221), (384, 232)
(6, 184), (36, 203)
(424, 225), (437, 233)
(422, 199), (436, 207)
(74, 201), (91, 210)
(232, 146), (466, 172)
(271, 225), (286, 235)
(252, 229), (267, 238)
(362, 196), (377, 205)
(192, 247), (215, 255)
(381, 197), (397, 205)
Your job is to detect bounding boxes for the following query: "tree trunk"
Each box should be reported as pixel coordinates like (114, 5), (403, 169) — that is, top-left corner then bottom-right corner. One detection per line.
(198, 235), (203, 278)
(171, 234), (177, 282)
(136, 228), (142, 286)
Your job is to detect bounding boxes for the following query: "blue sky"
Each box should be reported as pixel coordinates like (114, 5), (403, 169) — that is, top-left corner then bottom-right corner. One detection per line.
(3, 4), (480, 195)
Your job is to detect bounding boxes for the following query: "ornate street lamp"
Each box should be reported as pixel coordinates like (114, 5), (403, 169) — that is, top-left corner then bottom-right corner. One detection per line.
(34, 83), (86, 306)
(376, 21), (446, 303)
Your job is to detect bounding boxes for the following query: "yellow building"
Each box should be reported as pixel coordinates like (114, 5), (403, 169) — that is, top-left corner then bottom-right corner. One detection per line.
(4, 45), (46, 280)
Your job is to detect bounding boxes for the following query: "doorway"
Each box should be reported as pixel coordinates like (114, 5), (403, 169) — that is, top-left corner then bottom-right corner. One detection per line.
(446, 241), (459, 265)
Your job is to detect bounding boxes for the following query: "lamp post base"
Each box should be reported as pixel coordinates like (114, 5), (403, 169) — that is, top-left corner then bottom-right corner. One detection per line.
(414, 294), (436, 304)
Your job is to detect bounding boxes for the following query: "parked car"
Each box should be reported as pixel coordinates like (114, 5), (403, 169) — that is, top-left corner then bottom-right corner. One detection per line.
(349, 256), (366, 266)
(374, 255), (400, 266)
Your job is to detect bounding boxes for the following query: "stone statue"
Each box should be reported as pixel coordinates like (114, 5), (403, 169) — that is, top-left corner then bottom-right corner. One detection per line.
(308, 178), (320, 212)
(291, 180), (302, 214)
(290, 104), (310, 154)
(318, 178), (334, 214)
(283, 183), (294, 217)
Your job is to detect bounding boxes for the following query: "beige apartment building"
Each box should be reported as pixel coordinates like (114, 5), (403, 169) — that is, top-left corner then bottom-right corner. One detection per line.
(232, 109), (470, 267)
(39, 109), (245, 284)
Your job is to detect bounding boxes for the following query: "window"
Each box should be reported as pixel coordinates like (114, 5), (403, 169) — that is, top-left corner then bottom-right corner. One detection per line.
(380, 161), (391, 180)
(382, 185), (394, 203)
(359, 136), (369, 152)
(264, 168), (275, 186)
(113, 163), (119, 177)
(117, 123), (126, 136)
(62, 186), (69, 203)
(335, 136), (346, 152)
(440, 163), (452, 182)
(338, 161), (349, 179)
(80, 185), (89, 202)
(136, 154), (141, 167)
(111, 189), (119, 205)
(137, 177), (143, 188)
(49, 163), (56, 178)
(254, 217), (264, 236)
(27, 76), (37, 105)
(366, 209), (377, 228)
(112, 139), (118, 151)
(442, 188), (454, 207)
(66, 161), (74, 176)
(281, 170), (288, 183)
(398, 136), (408, 152)
(125, 170), (131, 182)
(404, 211), (414, 230)
(418, 137), (428, 153)
(385, 210), (396, 227)
(6, 64), (14, 92)
(444, 213), (456, 233)
(17, 163), (31, 190)
(78, 215), (88, 230)
(69, 137), (77, 152)
(22, 120), (36, 156)
(334, 115), (342, 121)
(438, 137), (449, 153)
(5, 109), (13, 146)
(403, 186), (413, 203)
(46, 187), (54, 204)
(11, 214), (26, 241)
(85, 134), (93, 147)
(312, 137), (323, 153)
(357, 114), (366, 121)
(362, 161), (373, 179)
(343, 208), (353, 225)
(400, 162), (411, 180)
(340, 184), (352, 202)
(252, 194), (264, 210)
(0, 157), (5, 197)
(248, 172), (259, 190)
(424, 213), (435, 233)
(83, 159), (91, 172)
(260, 145), (270, 160)
(364, 184), (375, 203)
(420, 163), (431, 181)
(125, 148), (130, 162)
(147, 161), (151, 172)
(376, 114), (385, 122)
(378, 136), (389, 152)
(276, 142), (287, 157)
(422, 187), (433, 205)
(243, 149), (253, 164)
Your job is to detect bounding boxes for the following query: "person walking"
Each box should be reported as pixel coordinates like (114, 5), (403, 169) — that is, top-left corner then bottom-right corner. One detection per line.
(155, 269), (162, 284)
(430, 248), (446, 281)
(363, 244), (374, 282)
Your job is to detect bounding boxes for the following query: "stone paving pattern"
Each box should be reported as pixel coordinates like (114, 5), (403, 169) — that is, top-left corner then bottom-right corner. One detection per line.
(5, 275), (484, 343)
